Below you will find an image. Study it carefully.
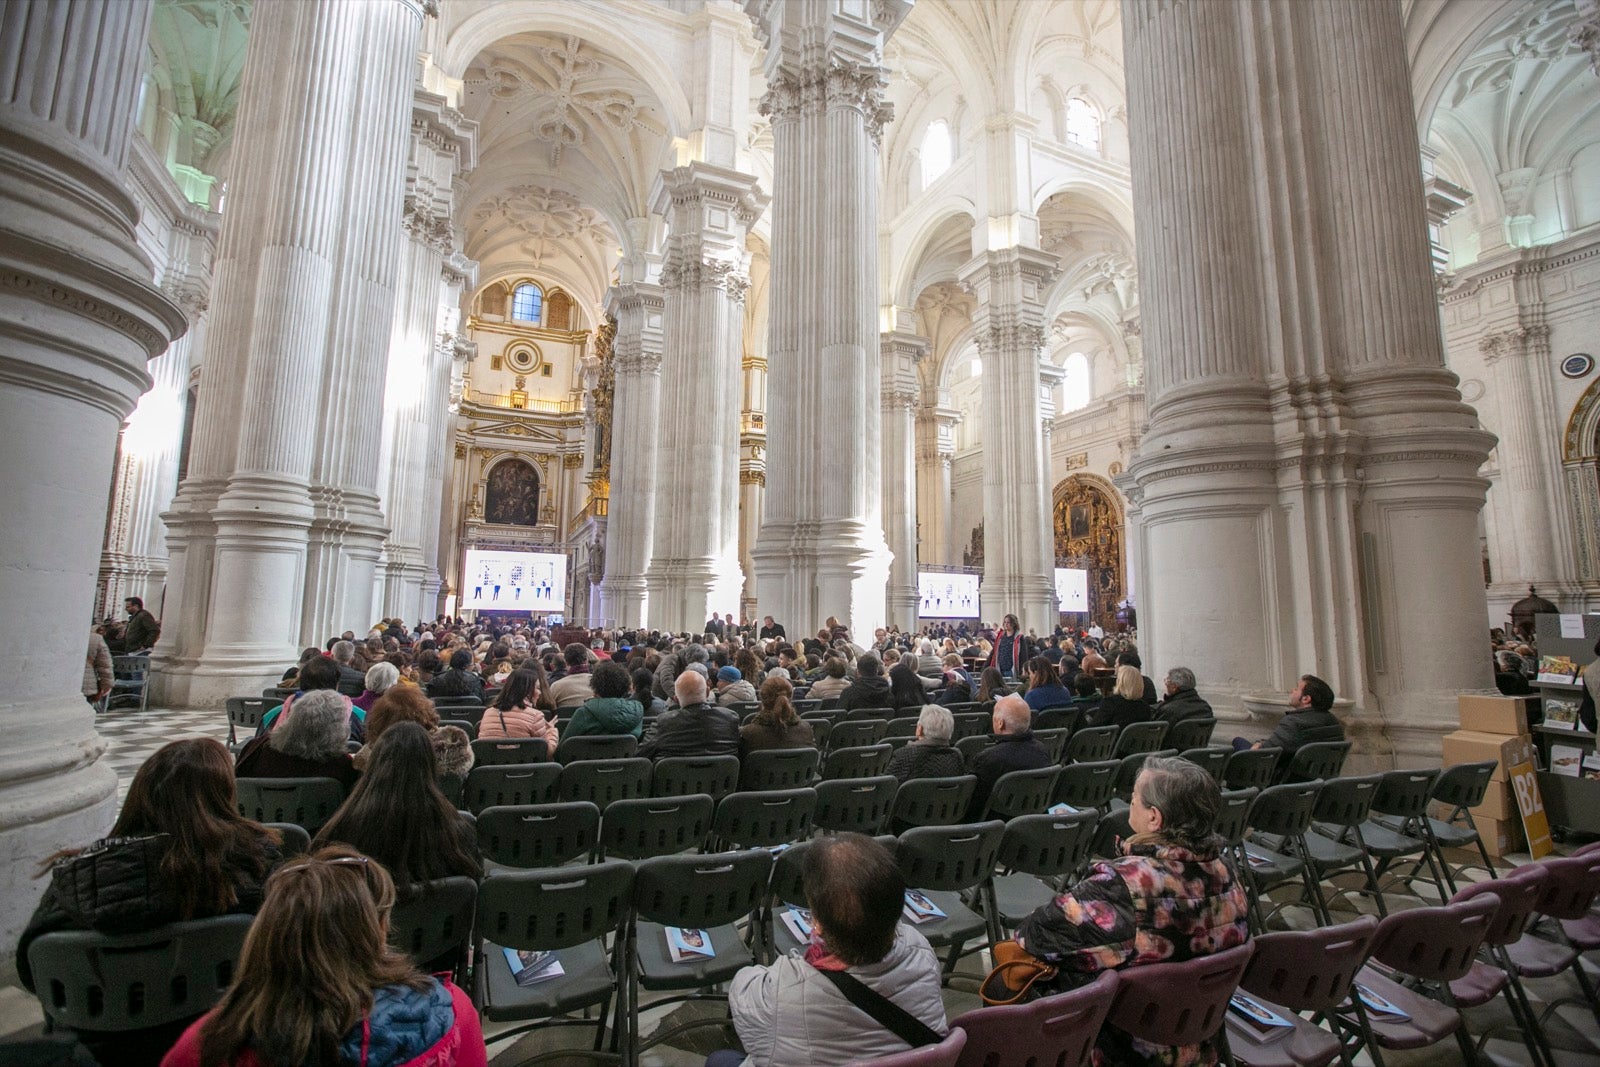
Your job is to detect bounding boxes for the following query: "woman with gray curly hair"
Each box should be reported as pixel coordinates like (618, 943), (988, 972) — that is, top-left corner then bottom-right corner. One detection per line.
(235, 689), (358, 791)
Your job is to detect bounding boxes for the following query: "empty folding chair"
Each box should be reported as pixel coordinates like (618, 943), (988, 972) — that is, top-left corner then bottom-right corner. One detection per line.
(1110, 751), (1178, 805)
(476, 801), (601, 868)
(1033, 727), (1068, 763)
(1052, 759), (1118, 813)
(1104, 942), (1254, 1064)
(1360, 768), (1450, 903)
(597, 793), (715, 861)
(235, 776), (346, 833)
(856, 1028), (968, 1067)
(828, 719), (890, 751)
(1449, 866), (1557, 1067)
(814, 775), (899, 835)
(628, 849), (775, 1062)
(107, 654), (150, 711)
(471, 736), (551, 766)
(1225, 916), (1377, 1067)
(263, 821), (311, 857)
(892, 775), (978, 829)
(763, 839), (819, 961)
(1239, 781), (1331, 930)
(953, 712), (993, 740)
(943, 701), (977, 715)
(986, 809), (1099, 944)
(710, 788), (817, 851)
(559, 757), (651, 809)
(822, 743), (893, 781)
(1513, 851), (1600, 1030)
(475, 861), (634, 1054)
(896, 821), (1005, 976)
(225, 697), (270, 751)
(1064, 724), (1118, 764)
(949, 970), (1118, 1067)
(652, 754), (741, 801)
(1113, 720), (1168, 758)
(463, 763), (562, 815)
(982, 766), (1060, 820)
(1375, 761), (1497, 895)
(1179, 747), (1230, 783)
(847, 706), (896, 722)
(1033, 705), (1082, 733)
(1213, 788), (1259, 870)
(1223, 747), (1282, 790)
(740, 746), (819, 790)
(557, 733), (640, 763)
(1304, 773), (1389, 919)
(1163, 717), (1217, 753)
(1333, 894), (1499, 1065)
(1279, 741), (1350, 784)
(388, 875), (477, 981)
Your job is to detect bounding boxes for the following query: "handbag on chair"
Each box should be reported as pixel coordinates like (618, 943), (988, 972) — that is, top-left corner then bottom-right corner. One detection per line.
(979, 939), (1059, 1005)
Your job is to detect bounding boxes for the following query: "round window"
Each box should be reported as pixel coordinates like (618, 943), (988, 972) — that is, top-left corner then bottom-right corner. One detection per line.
(506, 346), (540, 373)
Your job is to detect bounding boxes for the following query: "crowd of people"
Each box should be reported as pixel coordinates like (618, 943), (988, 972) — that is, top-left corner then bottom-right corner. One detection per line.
(26, 608), (1361, 1067)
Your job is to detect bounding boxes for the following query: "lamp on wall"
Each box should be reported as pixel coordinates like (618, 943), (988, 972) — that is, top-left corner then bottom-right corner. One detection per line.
(510, 374), (528, 410)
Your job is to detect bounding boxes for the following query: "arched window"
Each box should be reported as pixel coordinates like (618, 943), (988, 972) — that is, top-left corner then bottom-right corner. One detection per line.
(484, 458), (541, 526)
(511, 283), (543, 324)
(1066, 98), (1100, 152)
(546, 289), (573, 330)
(1061, 352), (1091, 412)
(920, 120), (953, 189)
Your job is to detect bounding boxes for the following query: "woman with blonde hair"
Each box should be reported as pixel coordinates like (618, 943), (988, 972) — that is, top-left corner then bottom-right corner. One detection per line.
(1086, 664), (1156, 729)
(161, 846), (487, 1067)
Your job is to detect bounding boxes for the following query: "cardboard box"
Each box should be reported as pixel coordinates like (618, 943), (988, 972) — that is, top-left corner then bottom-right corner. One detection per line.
(1457, 695), (1530, 736)
(1472, 813), (1525, 858)
(1466, 780), (1518, 821)
(1441, 730), (1534, 781)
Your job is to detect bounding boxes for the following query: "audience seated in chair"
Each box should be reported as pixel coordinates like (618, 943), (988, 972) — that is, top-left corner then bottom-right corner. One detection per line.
(256, 655), (366, 741)
(352, 661), (401, 713)
(839, 655), (893, 714)
(426, 647), (485, 700)
(354, 684), (474, 780)
(1230, 674), (1344, 780)
(235, 690), (359, 792)
(1016, 755), (1249, 1067)
(546, 642), (596, 709)
(640, 670), (740, 759)
(562, 659), (646, 747)
(886, 704), (966, 784)
(18, 739), (283, 1067)
(965, 696), (1052, 820)
(477, 667), (559, 756)
(160, 845), (487, 1067)
(1153, 666), (1212, 726)
(1084, 665), (1154, 730)
(1021, 657), (1073, 715)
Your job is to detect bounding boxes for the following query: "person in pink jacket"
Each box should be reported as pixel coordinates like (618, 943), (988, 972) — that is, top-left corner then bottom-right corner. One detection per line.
(161, 845), (487, 1067)
(475, 667), (559, 757)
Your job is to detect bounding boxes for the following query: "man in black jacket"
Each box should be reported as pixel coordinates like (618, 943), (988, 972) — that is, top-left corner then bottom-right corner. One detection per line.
(966, 696), (1052, 819)
(1234, 674), (1343, 764)
(1154, 667), (1213, 725)
(640, 670), (740, 758)
(112, 596), (161, 652)
(839, 655), (893, 715)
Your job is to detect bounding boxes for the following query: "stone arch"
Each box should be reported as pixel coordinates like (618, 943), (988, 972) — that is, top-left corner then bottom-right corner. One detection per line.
(483, 457), (542, 527)
(1563, 374), (1600, 587)
(1051, 473), (1125, 627)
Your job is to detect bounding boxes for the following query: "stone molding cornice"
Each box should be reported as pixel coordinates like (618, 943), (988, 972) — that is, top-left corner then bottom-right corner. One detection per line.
(1480, 324), (1552, 364)
(1441, 234), (1600, 303)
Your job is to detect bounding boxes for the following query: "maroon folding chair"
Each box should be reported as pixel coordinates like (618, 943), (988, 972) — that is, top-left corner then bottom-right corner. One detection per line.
(950, 970), (1119, 1067)
(1515, 851), (1600, 1030)
(848, 1027), (967, 1067)
(1334, 894), (1498, 1067)
(1225, 916), (1377, 1067)
(1563, 841), (1600, 950)
(1448, 865), (1555, 1067)
(1105, 943), (1254, 1066)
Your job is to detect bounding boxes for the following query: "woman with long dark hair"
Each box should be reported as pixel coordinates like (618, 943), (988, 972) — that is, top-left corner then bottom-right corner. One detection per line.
(976, 667), (1012, 713)
(19, 738), (282, 1064)
(887, 661), (929, 712)
(162, 846), (487, 1067)
(475, 666), (559, 754)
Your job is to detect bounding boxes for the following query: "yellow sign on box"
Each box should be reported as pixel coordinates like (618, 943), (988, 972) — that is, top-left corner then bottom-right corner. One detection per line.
(1508, 760), (1553, 858)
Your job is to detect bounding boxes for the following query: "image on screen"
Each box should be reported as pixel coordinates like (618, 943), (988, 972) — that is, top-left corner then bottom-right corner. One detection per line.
(918, 571), (980, 618)
(1054, 568), (1089, 613)
(462, 549), (568, 612)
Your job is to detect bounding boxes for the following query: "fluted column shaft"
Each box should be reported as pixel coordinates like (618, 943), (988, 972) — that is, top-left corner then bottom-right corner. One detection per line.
(157, 0), (429, 705)
(599, 283), (665, 628)
(959, 248), (1059, 635)
(1480, 327), (1564, 596)
(881, 331), (926, 630)
(646, 164), (765, 633)
(0, 0), (187, 970)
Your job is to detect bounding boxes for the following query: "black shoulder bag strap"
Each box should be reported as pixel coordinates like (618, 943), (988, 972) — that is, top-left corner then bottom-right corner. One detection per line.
(815, 967), (942, 1049)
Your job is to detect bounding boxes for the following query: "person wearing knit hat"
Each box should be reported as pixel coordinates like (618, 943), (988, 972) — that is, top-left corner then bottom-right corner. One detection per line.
(715, 664), (758, 707)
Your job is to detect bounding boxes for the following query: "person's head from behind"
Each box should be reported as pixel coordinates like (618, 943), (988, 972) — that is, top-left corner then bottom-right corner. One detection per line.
(1130, 755), (1221, 852)
(198, 846), (424, 1066)
(363, 661), (399, 696)
(756, 673), (798, 727)
(448, 647), (472, 672)
(632, 667), (656, 701)
(564, 642), (589, 670)
(495, 667), (542, 710)
(1116, 649), (1142, 671)
(272, 690), (351, 761)
(824, 656), (848, 679)
(979, 667), (1008, 699)
(802, 834), (906, 966)
(675, 668), (709, 707)
(591, 659), (631, 699)
(992, 694), (1031, 735)
(1291, 674), (1335, 714)
(331, 640), (355, 666)
(1165, 666), (1196, 696)
(297, 655), (341, 692)
(1029, 656), (1059, 688)
(1113, 663), (1144, 700)
(365, 684), (438, 746)
(916, 703), (953, 745)
(858, 655), (883, 679)
(888, 661), (921, 696)
(1073, 672), (1098, 697)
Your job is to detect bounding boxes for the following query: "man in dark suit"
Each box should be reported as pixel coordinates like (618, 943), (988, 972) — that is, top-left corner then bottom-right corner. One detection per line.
(967, 695), (1052, 819)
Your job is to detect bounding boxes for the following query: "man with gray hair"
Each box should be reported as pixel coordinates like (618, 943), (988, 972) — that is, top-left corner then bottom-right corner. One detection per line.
(329, 639), (366, 694)
(640, 669), (740, 759)
(965, 694), (1052, 819)
(886, 704), (965, 784)
(1154, 666), (1213, 727)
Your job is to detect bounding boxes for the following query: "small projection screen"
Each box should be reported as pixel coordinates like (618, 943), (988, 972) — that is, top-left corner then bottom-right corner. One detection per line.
(1054, 568), (1089, 613)
(461, 549), (567, 612)
(918, 571), (980, 618)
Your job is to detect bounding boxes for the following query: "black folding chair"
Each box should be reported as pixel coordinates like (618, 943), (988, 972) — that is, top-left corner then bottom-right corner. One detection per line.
(263, 822), (311, 857)
(1052, 759), (1119, 812)
(1376, 760), (1498, 894)
(463, 763), (562, 814)
(892, 775), (977, 828)
(1304, 774), (1389, 918)
(1113, 721), (1169, 758)
(1033, 728), (1069, 763)
(235, 776), (346, 833)
(813, 775), (899, 835)
(739, 747), (819, 790)
(1178, 747), (1230, 783)
(987, 810), (1098, 943)
(710, 788), (817, 850)
(821, 743), (892, 781)
(827, 719), (889, 750)
(225, 697), (270, 750)
(597, 793), (715, 860)
(1065, 724), (1118, 764)
(953, 712), (993, 740)
(389, 876), (477, 982)
(885, 716), (921, 739)
(559, 757), (652, 808)
(438, 717), (477, 740)
(1279, 741), (1350, 784)
(1223, 747), (1282, 790)
(896, 821), (1005, 976)
(956, 735), (993, 763)
(558, 734), (640, 763)
(1033, 705), (1080, 732)
(983, 766), (1060, 820)
(472, 737), (551, 766)
(652, 754), (741, 800)
(1239, 781), (1331, 930)
(477, 802), (601, 868)
(1163, 716), (1216, 753)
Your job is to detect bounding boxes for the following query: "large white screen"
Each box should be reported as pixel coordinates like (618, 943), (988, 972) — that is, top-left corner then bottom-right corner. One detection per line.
(462, 549), (567, 612)
(919, 571), (980, 618)
(1054, 568), (1089, 613)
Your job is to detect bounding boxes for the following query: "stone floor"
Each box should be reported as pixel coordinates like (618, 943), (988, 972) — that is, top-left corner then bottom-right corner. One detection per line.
(2, 704), (1596, 1065)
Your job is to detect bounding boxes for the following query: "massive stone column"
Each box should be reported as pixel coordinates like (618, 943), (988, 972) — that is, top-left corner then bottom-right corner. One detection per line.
(1123, 0), (1494, 764)
(915, 402), (960, 566)
(745, 0), (909, 640)
(157, 0), (430, 705)
(599, 282), (665, 628)
(646, 164), (766, 633)
(0, 0), (187, 970)
(377, 89), (475, 623)
(881, 331), (927, 630)
(959, 248), (1060, 635)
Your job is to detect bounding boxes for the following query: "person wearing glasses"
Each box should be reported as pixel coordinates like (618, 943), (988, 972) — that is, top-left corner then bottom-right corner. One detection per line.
(161, 845), (488, 1067)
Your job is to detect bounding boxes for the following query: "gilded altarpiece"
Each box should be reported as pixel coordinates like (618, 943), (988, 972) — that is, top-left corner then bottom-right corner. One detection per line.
(1052, 474), (1124, 626)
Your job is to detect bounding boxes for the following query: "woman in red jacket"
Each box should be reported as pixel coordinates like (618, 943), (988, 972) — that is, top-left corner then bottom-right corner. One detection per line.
(162, 846), (486, 1067)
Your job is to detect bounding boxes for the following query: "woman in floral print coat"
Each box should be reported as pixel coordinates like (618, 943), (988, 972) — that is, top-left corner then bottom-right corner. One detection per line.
(1017, 755), (1250, 1067)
